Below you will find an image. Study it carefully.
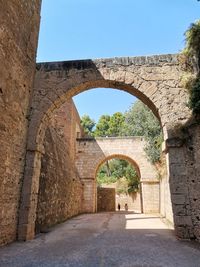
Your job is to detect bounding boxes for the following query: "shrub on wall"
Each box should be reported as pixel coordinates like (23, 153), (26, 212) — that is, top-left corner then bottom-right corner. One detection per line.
(182, 20), (200, 114)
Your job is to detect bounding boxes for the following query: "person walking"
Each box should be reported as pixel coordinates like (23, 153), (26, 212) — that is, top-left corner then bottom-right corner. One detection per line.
(125, 203), (128, 211)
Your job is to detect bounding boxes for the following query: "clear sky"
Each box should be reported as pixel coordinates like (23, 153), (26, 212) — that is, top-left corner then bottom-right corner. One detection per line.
(37, 0), (200, 122)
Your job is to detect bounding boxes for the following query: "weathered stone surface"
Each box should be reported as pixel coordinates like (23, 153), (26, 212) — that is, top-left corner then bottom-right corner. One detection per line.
(0, 0), (41, 246)
(97, 188), (116, 212)
(116, 192), (142, 212)
(1, 1), (199, 243)
(36, 101), (84, 233)
(20, 52), (200, 241)
(76, 137), (160, 214)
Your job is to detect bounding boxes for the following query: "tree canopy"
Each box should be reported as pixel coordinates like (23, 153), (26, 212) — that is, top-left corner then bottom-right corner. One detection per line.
(183, 20), (200, 114)
(80, 114), (95, 136)
(94, 115), (110, 137)
(122, 101), (162, 163)
(97, 159), (140, 194)
(80, 100), (162, 163)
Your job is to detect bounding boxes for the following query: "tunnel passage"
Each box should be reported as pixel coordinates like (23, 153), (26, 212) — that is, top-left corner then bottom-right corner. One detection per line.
(18, 54), (197, 241)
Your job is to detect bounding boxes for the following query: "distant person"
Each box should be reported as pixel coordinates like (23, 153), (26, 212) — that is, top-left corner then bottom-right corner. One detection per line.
(118, 203), (121, 211)
(125, 203), (128, 211)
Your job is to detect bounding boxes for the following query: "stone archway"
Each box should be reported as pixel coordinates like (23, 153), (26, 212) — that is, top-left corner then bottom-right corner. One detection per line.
(18, 54), (193, 241)
(76, 137), (159, 214)
(95, 154), (142, 214)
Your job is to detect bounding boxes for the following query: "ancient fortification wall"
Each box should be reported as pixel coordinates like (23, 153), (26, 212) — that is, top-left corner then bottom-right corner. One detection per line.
(1, 0), (200, 245)
(36, 101), (84, 232)
(0, 0), (41, 245)
(182, 123), (200, 241)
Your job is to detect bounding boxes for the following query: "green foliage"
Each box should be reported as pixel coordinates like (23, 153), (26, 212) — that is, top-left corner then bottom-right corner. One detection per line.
(144, 133), (163, 164)
(94, 115), (110, 137)
(80, 115), (95, 136)
(116, 177), (128, 195)
(188, 77), (200, 113)
(107, 112), (125, 136)
(94, 112), (125, 137)
(122, 101), (162, 163)
(97, 174), (118, 186)
(97, 159), (140, 194)
(184, 20), (200, 72)
(122, 101), (160, 137)
(182, 20), (200, 114)
(82, 100), (162, 162)
(125, 164), (140, 193)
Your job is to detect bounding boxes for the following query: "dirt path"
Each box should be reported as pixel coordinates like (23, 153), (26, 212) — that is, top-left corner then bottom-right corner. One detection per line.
(0, 212), (200, 267)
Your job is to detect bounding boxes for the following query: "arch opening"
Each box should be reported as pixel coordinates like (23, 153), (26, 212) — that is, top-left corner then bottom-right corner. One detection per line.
(32, 79), (163, 164)
(95, 154), (142, 213)
(19, 56), (191, 241)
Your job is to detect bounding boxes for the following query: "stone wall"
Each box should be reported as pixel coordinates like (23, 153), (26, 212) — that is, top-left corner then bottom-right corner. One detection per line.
(76, 137), (159, 213)
(36, 101), (84, 232)
(21, 54), (194, 240)
(142, 182), (160, 213)
(183, 123), (200, 241)
(97, 188), (116, 212)
(0, 0), (41, 245)
(116, 193), (141, 212)
(160, 173), (174, 225)
(163, 122), (200, 240)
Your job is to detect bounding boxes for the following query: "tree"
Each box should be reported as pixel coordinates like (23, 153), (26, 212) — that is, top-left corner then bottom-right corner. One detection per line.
(125, 164), (140, 193)
(94, 112), (125, 137)
(184, 20), (200, 73)
(97, 159), (140, 194)
(122, 101), (162, 163)
(80, 115), (95, 136)
(94, 115), (110, 137)
(107, 112), (125, 137)
(183, 20), (200, 114)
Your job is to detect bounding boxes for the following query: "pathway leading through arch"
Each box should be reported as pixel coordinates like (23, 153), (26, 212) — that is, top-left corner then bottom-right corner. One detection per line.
(18, 54), (196, 241)
(76, 137), (159, 214)
(2, 212), (200, 267)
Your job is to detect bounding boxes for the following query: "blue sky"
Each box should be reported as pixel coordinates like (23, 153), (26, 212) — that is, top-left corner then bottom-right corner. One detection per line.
(37, 0), (200, 122)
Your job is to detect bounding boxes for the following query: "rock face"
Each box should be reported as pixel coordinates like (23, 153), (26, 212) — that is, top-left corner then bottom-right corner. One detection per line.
(36, 101), (83, 232)
(0, 0), (41, 245)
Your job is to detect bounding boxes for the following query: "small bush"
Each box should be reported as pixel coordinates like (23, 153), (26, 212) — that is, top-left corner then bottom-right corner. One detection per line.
(188, 77), (200, 113)
(182, 20), (200, 114)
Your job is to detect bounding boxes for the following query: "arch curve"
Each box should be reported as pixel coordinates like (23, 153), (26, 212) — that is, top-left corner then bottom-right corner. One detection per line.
(33, 78), (161, 153)
(94, 154), (141, 179)
(18, 55), (192, 241)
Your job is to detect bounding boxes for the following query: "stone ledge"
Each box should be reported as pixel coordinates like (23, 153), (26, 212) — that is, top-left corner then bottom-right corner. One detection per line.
(76, 136), (145, 142)
(36, 54), (179, 71)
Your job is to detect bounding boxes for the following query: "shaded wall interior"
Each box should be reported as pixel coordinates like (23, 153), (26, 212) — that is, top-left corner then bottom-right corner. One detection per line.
(36, 100), (84, 232)
(0, 0), (41, 246)
(97, 187), (116, 212)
